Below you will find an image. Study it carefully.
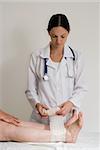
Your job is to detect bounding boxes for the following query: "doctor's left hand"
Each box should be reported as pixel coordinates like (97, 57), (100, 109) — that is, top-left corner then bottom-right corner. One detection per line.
(56, 101), (74, 116)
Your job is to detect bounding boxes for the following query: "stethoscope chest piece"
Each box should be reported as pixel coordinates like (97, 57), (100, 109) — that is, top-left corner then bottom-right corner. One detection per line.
(43, 74), (49, 81)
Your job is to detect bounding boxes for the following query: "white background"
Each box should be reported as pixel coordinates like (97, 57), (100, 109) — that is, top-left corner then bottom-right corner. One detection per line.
(0, 1), (99, 133)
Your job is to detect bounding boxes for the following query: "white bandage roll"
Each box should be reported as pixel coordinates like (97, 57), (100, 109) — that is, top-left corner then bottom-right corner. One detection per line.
(43, 107), (60, 116)
(49, 115), (66, 142)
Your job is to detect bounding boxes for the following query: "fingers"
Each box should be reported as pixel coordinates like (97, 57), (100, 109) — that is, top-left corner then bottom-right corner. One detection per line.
(66, 110), (79, 127)
(56, 106), (70, 116)
(1, 117), (21, 126)
(9, 115), (21, 124)
(42, 104), (49, 110)
(65, 111), (83, 129)
(56, 110), (66, 116)
(40, 109), (48, 117)
(9, 119), (21, 126)
(56, 101), (74, 116)
(0, 110), (21, 126)
(78, 112), (83, 128)
(38, 104), (49, 118)
(56, 104), (67, 116)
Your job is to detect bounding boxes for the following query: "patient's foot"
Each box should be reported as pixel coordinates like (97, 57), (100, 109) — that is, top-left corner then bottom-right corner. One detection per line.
(65, 112), (83, 143)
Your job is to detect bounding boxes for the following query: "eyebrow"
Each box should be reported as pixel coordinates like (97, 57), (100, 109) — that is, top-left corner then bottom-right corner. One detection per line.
(51, 33), (66, 36)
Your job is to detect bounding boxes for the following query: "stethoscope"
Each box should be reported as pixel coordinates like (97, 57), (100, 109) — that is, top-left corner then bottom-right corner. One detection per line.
(43, 46), (75, 81)
(43, 58), (49, 81)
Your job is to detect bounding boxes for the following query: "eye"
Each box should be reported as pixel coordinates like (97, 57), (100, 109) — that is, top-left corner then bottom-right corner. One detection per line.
(51, 35), (57, 38)
(61, 35), (65, 38)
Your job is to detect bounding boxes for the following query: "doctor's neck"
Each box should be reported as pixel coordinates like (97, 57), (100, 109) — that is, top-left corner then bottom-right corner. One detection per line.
(50, 43), (64, 55)
(50, 44), (64, 62)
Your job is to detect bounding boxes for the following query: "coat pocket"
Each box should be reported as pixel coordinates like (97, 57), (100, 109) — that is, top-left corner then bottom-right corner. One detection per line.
(66, 58), (74, 78)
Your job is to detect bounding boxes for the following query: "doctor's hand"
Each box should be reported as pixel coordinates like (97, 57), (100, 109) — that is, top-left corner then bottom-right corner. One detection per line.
(65, 108), (79, 127)
(0, 110), (20, 126)
(56, 101), (74, 116)
(36, 103), (49, 118)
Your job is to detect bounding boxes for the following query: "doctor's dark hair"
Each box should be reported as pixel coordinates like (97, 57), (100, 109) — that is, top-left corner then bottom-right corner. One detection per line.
(47, 14), (70, 33)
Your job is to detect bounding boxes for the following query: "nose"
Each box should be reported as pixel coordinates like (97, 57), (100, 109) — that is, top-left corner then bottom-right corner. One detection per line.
(56, 37), (62, 44)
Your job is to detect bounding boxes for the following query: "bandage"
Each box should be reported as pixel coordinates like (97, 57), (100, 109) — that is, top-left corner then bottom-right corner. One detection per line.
(43, 107), (60, 116)
(49, 115), (66, 142)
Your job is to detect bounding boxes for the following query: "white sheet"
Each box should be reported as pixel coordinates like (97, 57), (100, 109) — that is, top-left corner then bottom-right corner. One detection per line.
(0, 132), (99, 150)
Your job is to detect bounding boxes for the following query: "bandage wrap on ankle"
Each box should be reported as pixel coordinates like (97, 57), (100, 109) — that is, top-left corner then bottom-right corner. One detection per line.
(49, 115), (66, 142)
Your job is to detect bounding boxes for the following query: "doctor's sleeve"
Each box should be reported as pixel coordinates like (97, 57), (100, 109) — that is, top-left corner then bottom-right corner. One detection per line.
(25, 54), (40, 109)
(69, 51), (88, 108)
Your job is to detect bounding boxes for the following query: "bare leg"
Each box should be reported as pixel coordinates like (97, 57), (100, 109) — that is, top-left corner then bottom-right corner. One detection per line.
(0, 113), (83, 143)
(11, 112), (83, 143)
(18, 112), (83, 143)
(65, 112), (83, 143)
(19, 121), (49, 130)
(0, 120), (50, 142)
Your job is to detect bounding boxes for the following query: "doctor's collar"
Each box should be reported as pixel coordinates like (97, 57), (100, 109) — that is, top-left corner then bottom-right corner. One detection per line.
(64, 45), (74, 59)
(39, 44), (50, 59)
(39, 44), (74, 59)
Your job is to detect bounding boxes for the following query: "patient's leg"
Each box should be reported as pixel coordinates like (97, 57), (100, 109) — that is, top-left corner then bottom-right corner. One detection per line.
(16, 114), (83, 143)
(0, 113), (83, 143)
(19, 121), (49, 130)
(65, 112), (83, 143)
(0, 120), (50, 142)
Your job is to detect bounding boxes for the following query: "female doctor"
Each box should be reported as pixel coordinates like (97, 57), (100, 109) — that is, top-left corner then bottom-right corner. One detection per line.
(25, 14), (87, 126)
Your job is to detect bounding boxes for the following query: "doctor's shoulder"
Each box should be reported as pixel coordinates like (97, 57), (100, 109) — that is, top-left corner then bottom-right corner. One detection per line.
(70, 46), (85, 63)
(30, 48), (43, 63)
(72, 48), (86, 71)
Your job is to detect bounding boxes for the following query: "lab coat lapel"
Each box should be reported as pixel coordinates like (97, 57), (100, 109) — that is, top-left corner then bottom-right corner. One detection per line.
(39, 44), (56, 69)
(63, 46), (74, 77)
(46, 59), (57, 69)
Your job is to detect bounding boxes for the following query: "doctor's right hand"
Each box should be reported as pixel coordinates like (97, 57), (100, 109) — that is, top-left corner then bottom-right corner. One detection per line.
(35, 103), (49, 118)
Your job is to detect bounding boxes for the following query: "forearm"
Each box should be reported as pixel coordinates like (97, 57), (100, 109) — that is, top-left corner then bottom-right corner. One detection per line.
(25, 90), (40, 109)
(0, 109), (6, 117)
(71, 51), (87, 108)
(26, 56), (40, 109)
(0, 109), (4, 118)
(69, 89), (87, 108)
(0, 110), (10, 120)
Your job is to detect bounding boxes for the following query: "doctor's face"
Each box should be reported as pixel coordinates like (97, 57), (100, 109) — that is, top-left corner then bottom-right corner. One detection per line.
(49, 26), (69, 49)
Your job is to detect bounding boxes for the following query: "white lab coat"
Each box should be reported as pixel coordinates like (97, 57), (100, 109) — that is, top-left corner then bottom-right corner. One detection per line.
(25, 43), (87, 124)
